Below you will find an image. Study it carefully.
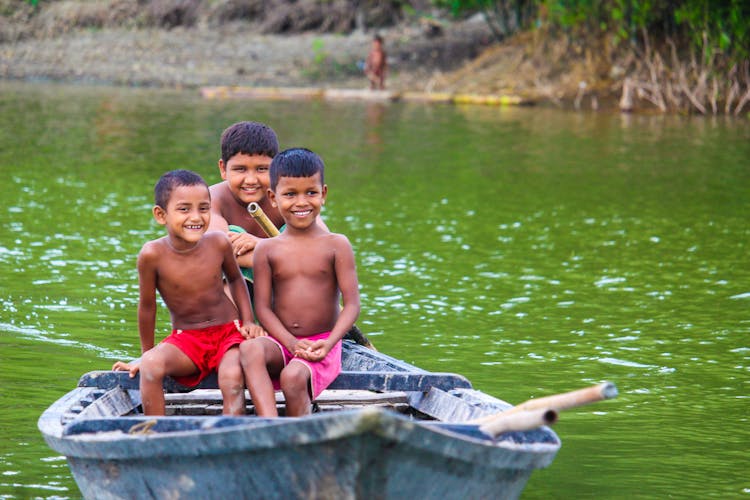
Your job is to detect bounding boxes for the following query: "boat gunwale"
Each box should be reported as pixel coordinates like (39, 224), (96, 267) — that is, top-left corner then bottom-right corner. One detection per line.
(48, 406), (560, 470)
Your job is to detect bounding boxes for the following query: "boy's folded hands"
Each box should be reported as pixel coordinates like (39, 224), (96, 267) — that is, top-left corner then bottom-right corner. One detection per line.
(241, 324), (268, 339)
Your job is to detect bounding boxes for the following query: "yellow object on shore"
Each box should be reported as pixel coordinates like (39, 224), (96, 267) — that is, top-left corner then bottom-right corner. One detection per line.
(200, 86), (533, 106)
(453, 93), (526, 105)
(200, 86), (323, 100)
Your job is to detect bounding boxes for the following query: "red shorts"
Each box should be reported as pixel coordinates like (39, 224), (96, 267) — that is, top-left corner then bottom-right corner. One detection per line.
(259, 331), (341, 399)
(162, 320), (245, 387)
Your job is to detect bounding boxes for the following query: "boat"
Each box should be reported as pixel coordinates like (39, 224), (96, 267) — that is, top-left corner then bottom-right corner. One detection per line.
(38, 340), (561, 499)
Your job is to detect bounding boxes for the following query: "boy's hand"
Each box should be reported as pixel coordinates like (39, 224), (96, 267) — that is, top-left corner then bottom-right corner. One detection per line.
(241, 323), (268, 339)
(227, 231), (260, 257)
(112, 360), (140, 379)
(293, 338), (312, 353)
(294, 339), (328, 362)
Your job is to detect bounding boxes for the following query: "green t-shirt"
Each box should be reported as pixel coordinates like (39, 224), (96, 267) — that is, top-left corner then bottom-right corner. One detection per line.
(228, 224), (285, 282)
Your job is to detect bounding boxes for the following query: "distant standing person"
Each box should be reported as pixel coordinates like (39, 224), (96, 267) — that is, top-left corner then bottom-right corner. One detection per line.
(365, 34), (387, 90)
(240, 148), (361, 417)
(112, 170), (265, 415)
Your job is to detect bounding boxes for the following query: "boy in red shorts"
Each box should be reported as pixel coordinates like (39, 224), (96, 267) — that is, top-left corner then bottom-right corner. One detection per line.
(113, 170), (265, 415)
(240, 148), (361, 417)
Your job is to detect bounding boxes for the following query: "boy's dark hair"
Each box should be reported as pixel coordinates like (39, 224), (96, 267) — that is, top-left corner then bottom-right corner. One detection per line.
(220, 121), (279, 164)
(154, 169), (208, 208)
(270, 148), (325, 191)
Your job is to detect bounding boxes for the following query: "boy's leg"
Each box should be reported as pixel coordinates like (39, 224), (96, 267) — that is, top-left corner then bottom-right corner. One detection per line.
(139, 343), (198, 415)
(240, 339), (284, 417)
(280, 362), (313, 417)
(218, 346), (245, 415)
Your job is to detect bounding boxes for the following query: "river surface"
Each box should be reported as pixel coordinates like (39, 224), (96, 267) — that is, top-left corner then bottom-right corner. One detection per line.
(1, 82), (748, 499)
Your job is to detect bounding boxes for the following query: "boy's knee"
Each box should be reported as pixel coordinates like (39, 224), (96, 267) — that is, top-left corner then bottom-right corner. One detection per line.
(239, 339), (264, 366)
(139, 351), (166, 381)
(280, 365), (309, 394)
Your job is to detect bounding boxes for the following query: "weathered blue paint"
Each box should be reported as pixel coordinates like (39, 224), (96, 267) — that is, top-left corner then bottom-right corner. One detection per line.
(39, 341), (561, 500)
(77, 370), (472, 393)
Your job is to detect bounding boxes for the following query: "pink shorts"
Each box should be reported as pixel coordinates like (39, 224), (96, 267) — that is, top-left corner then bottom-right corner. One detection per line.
(260, 331), (342, 399)
(163, 320), (245, 387)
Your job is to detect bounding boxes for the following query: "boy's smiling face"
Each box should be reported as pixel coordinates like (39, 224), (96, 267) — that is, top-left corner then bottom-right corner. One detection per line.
(153, 184), (211, 248)
(270, 173), (327, 230)
(220, 153), (272, 206)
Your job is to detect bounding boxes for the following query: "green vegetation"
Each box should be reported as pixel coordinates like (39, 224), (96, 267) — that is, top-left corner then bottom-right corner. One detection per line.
(436, 0), (749, 114)
(436, 0), (748, 62)
(302, 38), (361, 82)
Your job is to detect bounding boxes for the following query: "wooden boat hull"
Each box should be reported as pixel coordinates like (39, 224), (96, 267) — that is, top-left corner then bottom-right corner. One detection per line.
(39, 342), (560, 499)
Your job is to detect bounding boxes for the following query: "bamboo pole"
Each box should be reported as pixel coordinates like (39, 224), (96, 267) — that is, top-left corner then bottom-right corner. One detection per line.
(479, 408), (558, 438)
(470, 382), (617, 425)
(247, 202), (280, 237)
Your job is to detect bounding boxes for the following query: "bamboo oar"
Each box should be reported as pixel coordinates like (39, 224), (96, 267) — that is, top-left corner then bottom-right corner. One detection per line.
(247, 202), (280, 237)
(470, 381), (617, 426)
(479, 408), (558, 438)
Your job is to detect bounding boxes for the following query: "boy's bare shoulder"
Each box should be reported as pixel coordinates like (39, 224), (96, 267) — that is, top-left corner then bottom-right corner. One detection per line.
(208, 180), (228, 197)
(255, 233), (279, 251)
(208, 182), (231, 209)
(139, 237), (164, 256)
(319, 232), (354, 254)
(327, 232), (352, 246)
(203, 230), (228, 241)
(202, 231), (231, 248)
(137, 238), (165, 268)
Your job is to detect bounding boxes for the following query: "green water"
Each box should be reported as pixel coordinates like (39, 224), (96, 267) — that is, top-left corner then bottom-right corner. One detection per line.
(1, 82), (748, 498)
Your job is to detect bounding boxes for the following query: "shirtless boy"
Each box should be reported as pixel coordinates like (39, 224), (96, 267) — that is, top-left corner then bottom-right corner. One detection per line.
(113, 169), (265, 415)
(240, 148), (361, 417)
(364, 34), (387, 90)
(208, 121), (283, 280)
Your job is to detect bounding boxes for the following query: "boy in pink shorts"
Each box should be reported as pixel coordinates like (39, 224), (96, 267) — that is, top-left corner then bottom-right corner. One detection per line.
(240, 148), (361, 417)
(113, 170), (265, 415)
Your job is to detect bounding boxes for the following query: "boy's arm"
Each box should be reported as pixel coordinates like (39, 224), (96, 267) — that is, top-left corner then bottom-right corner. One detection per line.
(137, 245), (159, 353)
(300, 235), (360, 361)
(112, 247), (156, 375)
(330, 235), (360, 345)
(253, 241), (300, 352)
(209, 203), (259, 269)
(228, 232), (261, 269)
(219, 234), (254, 325)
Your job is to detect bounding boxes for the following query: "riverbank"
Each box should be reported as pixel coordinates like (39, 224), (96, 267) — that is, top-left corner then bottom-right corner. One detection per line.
(0, 1), (607, 109)
(0, 22), (612, 109)
(1, 1), (747, 114)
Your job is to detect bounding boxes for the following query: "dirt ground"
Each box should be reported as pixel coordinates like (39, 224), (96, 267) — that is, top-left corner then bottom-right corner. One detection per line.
(0, 2), (609, 109)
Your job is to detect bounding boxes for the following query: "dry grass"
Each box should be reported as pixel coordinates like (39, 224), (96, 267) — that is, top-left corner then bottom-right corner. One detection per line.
(427, 31), (615, 107)
(429, 29), (749, 114)
(620, 32), (750, 115)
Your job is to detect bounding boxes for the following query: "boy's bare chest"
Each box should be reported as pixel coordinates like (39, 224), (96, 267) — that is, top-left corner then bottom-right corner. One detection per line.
(158, 248), (223, 288)
(269, 245), (334, 280)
